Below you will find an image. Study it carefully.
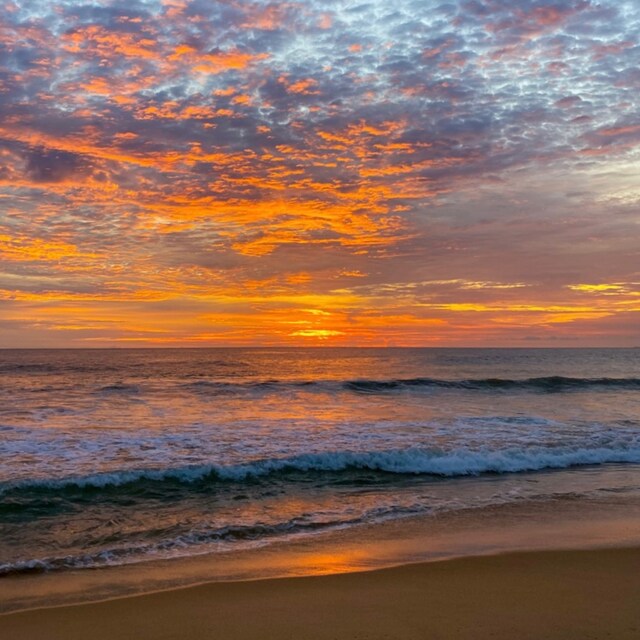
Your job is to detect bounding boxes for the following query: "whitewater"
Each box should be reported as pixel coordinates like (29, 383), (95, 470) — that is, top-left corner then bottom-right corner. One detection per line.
(1, 347), (639, 576)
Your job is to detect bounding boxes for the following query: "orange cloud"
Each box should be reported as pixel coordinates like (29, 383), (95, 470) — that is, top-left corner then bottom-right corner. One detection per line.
(62, 25), (158, 60)
(0, 234), (101, 263)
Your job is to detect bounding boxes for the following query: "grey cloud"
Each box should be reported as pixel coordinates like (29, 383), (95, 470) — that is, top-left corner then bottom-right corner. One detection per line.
(25, 148), (89, 183)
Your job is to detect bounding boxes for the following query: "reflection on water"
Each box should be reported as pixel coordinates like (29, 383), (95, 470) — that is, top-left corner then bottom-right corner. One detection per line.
(1, 348), (639, 585)
(2, 493), (640, 614)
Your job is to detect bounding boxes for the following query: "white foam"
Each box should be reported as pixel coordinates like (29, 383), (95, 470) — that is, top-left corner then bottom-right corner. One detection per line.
(3, 443), (640, 493)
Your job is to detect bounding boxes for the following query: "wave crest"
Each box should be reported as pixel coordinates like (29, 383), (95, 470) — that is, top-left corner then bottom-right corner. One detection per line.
(4, 444), (640, 496)
(180, 376), (640, 396)
(343, 376), (640, 393)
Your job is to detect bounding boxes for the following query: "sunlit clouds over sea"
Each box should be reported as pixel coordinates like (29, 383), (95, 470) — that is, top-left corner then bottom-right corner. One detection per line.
(0, 0), (638, 346)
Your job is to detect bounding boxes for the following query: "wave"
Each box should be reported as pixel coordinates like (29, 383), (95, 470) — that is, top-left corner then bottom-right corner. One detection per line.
(343, 376), (640, 393)
(0, 503), (429, 576)
(98, 383), (142, 394)
(6, 375), (637, 396)
(0, 484), (631, 577)
(0, 521), (329, 576)
(0, 362), (121, 375)
(180, 376), (640, 396)
(4, 444), (640, 496)
(180, 379), (314, 394)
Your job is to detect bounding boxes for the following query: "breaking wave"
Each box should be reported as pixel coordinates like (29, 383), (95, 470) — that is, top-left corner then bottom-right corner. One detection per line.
(4, 443), (640, 497)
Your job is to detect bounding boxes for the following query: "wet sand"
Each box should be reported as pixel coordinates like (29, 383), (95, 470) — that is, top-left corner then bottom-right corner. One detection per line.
(3, 547), (639, 640)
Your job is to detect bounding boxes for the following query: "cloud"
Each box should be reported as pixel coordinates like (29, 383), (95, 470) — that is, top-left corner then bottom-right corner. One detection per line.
(0, 0), (639, 345)
(24, 147), (89, 183)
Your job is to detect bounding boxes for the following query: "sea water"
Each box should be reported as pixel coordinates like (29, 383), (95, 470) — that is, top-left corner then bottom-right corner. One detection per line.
(1, 348), (639, 578)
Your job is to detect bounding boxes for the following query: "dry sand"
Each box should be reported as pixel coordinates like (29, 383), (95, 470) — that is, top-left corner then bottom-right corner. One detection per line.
(2, 547), (639, 640)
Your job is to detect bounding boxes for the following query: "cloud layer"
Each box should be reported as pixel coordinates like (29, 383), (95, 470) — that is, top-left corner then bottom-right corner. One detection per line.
(0, 0), (638, 346)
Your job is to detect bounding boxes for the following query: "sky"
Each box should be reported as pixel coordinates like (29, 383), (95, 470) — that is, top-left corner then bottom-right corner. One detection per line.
(0, 0), (639, 347)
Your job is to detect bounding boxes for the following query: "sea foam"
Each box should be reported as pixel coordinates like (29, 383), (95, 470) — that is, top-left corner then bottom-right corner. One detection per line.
(3, 443), (640, 495)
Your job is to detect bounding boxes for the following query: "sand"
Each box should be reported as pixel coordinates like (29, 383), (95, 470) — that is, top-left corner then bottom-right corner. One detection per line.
(2, 547), (639, 640)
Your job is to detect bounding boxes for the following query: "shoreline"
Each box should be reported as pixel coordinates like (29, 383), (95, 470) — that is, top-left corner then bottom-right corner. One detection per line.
(3, 546), (639, 639)
(3, 491), (640, 615)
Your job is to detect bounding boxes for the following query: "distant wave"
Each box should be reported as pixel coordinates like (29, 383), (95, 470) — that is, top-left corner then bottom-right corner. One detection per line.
(4, 373), (638, 394)
(98, 383), (142, 394)
(0, 363), (120, 375)
(4, 444), (640, 497)
(178, 376), (640, 396)
(180, 379), (314, 394)
(343, 376), (640, 392)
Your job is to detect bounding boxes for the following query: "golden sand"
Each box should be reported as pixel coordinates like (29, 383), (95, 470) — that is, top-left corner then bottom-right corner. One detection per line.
(2, 547), (639, 639)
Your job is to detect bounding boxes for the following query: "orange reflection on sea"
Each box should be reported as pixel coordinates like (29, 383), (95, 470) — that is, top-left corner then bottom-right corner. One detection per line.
(287, 549), (372, 576)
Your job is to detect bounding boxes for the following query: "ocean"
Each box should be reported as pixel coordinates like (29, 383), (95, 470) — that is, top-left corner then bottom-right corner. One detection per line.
(1, 347), (639, 584)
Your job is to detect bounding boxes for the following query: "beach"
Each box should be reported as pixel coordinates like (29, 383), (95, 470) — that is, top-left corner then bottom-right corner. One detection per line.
(3, 0), (639, 630)
(2, 348), (639, 636)
(3, 547), (639, 640)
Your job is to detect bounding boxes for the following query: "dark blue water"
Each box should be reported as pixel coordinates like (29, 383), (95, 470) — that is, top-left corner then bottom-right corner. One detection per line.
(1, 348), (639, 575)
